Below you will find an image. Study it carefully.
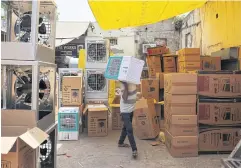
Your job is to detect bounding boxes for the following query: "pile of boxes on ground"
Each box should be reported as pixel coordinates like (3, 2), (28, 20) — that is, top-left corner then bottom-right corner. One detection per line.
(58, 75), (110, 140)
(139, 46), (241, 157)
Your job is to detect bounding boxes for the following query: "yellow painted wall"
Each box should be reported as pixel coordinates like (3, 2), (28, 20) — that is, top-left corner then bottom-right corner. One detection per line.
(181, 1), (241, 55)
(200, 1), (241, 54)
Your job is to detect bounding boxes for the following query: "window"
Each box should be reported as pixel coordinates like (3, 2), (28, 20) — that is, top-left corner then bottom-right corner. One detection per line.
(109, 38), (118, 46)
(154, 38), (167, 46)
(185, 33), (192, 48)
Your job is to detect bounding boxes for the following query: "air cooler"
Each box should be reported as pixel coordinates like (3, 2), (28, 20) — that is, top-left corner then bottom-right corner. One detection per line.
(1, 60), (56, 131)
(85, 37), (109, 69)
(58, 68), (84, 108)
(85, 69), (108, 100)
(1, 0), (57, 63)
(58, 107), (80, 141)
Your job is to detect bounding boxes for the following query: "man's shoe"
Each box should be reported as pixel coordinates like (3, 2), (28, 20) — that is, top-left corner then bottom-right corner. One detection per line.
(132, 150), (138, 158)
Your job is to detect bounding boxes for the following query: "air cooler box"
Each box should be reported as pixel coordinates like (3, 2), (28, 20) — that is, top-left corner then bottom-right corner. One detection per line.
(104, 56), (145, 84)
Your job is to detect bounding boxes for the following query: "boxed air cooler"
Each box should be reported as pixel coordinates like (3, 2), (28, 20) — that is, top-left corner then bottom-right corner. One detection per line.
(58, 107), (80, 141)
(104, 56), (145, 84)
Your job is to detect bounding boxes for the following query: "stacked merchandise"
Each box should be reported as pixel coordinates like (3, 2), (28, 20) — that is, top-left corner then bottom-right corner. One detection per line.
(58, 76), (84, 140)
(1, 1), (58, 167)
(85, 37), (109, 104)
(145, 46), (172, 131)
(197, 70), (241, 153)
(178, 48), (201, 72)
(164, 73), (198, 157)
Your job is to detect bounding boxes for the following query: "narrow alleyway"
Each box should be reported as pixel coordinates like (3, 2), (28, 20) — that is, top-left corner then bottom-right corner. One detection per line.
(57, 131), (226, 168)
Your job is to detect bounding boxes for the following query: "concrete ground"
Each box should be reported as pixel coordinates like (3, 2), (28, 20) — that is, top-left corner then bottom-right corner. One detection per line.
(57, 130), (227, 168)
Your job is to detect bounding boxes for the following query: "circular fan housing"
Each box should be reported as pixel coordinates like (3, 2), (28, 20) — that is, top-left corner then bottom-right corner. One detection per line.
(87, 73), (106, 91)
(87, 43), (106, 62)
(14, 72), (51, 106)
(39, 138), (52, 162)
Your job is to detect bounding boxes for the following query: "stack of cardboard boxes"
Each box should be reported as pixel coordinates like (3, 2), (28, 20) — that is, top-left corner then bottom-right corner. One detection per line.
(139, 45), (241, 157)
(178, 48), (201, 72)
(164, 73), (198, 157)
(145, 46), (173, 131)
(197, 71), (241, 153)
(58, 76), (84, 140)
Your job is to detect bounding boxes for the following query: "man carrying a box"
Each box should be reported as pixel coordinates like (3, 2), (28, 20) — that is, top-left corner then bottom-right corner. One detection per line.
(118, 81), (138, 158)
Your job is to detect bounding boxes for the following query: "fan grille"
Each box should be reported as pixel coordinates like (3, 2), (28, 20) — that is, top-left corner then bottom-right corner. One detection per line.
(87, 71), (106, 92)
(87, 42), (107, 62)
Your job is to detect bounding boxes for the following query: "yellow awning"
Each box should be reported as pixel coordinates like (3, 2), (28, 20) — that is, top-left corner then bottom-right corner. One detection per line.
(88, 0), (207, 30)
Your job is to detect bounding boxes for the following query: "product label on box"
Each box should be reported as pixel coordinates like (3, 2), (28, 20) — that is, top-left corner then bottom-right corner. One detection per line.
(198, 102), (241, 125)
(199, 128), (241, 152)
(105, 57), (123, 79)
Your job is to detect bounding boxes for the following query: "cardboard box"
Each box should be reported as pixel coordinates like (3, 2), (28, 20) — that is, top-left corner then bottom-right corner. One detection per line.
(104, 56), (145, 84)
(164, 73), (197, 95)
(178, 48), (200, 56)
(178, 55), (201, 62)
(146, 55), (161, 78)
(58, 107), (80, 141)
(110, 96), (123, 130)
(156, 73), (164, 89)
(179, 61), (200, 73)
(147, 46), (170, 55)
(1, 110), (49, 168)
(200, 56), (221, 70)
(197, 71), (241, 98)
(165, 130), (198, 158)
(84, 104), (108, 137)
(164, 94), (196, 115)
(62, 76), (83, 106)
(112, 106), (123, 130)
(198, 99), (241, 126)
(199, 127), (241, 152)
(165, 115), (198, 136)
(134, 98), (159, 139)
(141, 78), (159, 101)
(162, 55), (177, 73)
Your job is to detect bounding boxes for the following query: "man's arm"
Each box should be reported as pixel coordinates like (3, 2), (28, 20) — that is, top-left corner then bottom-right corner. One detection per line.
(121, 82), (128, 101)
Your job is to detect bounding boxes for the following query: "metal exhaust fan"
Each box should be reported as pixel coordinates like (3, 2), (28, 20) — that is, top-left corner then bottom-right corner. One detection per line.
(13, 68), (51, 107)
(13, 11), (51, 46)
(87, 70), (106, 92)
(40, 139), (52, 162)
(87, 41), (107, 62)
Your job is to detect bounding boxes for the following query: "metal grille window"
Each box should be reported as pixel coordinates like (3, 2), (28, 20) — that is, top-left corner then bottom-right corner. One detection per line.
(109, 38), (118, 46)
(185, 33), (192, 48)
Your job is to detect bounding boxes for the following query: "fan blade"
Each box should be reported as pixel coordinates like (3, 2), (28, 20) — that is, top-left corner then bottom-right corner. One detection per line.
(24, 92), (32, 103)
(21, 76), (29, 83)
(39, 93), (44, 99)
(40, 148), (47, 156)
(16, 87), (23, 97)
(39, 23), (46, 34)
(39, 79), (47, 90)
